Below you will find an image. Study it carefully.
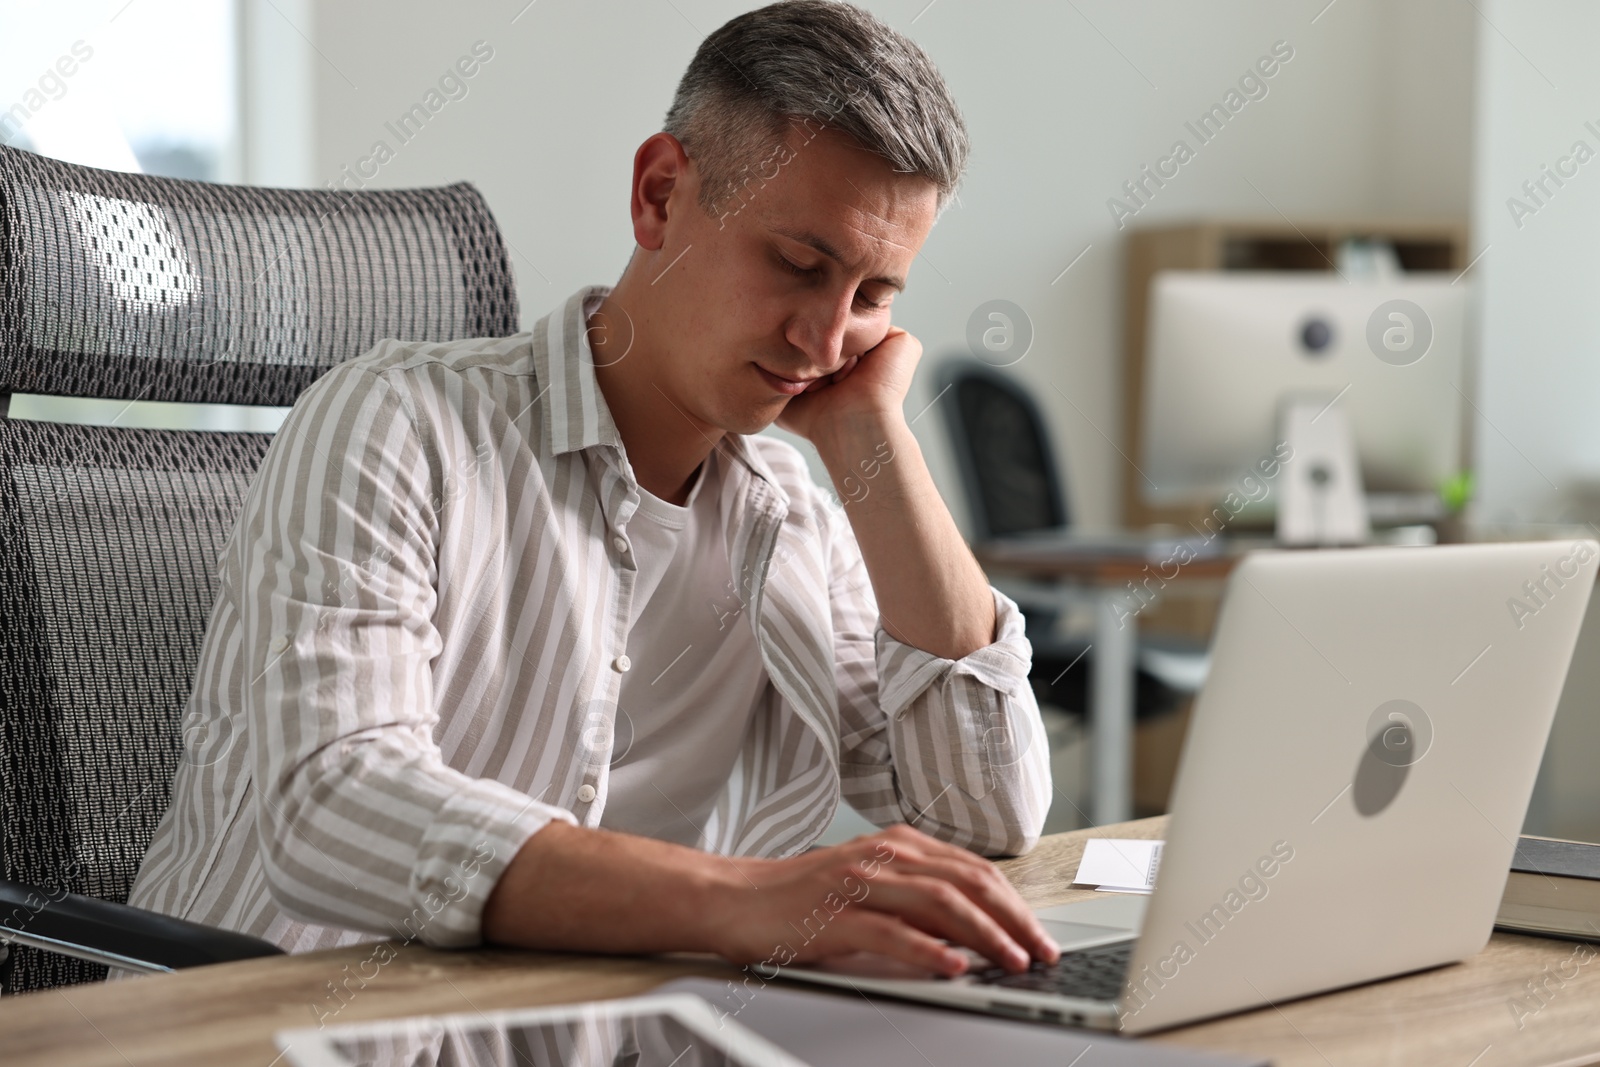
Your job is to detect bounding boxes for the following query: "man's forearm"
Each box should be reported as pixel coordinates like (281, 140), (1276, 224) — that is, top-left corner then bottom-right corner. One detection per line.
(482, 821), (728, 953)
(482, 820), (1060, 975)
(816, 412), (995, 660)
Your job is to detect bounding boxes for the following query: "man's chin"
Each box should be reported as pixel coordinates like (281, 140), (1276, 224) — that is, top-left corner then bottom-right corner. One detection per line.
(724, 415), (783, 437)
(716, 398), (789, 438)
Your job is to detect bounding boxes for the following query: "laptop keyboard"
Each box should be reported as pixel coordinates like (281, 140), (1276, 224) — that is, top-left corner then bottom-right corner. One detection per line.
(969, 940), (1133, 1001)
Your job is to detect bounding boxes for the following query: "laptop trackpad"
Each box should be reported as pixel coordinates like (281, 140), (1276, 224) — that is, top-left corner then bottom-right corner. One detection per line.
(1035, 895), (1147, 949)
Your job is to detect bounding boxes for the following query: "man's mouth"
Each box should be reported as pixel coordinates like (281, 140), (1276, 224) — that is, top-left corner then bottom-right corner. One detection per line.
(753, 363), (816, 397)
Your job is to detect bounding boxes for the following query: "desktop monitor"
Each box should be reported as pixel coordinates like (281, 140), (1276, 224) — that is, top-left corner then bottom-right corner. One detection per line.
(1140, 272), (1469, 517)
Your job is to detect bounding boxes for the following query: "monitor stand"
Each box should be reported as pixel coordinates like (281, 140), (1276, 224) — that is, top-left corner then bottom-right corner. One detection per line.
(1277, 397), (1370, 546)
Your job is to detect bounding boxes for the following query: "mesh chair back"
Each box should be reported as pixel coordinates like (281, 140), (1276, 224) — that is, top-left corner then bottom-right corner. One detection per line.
(0, 145), (519, 992)
(939, 362), (1068, 540)
(0, 422), (275, 991)
(0, 144), (517, 404)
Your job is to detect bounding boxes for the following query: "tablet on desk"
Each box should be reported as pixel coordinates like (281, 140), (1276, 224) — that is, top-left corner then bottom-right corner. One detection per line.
(277, 992), (809, 1067)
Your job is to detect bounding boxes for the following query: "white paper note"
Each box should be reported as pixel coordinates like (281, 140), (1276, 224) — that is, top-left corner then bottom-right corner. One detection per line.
(1073, 838), (1164, 894)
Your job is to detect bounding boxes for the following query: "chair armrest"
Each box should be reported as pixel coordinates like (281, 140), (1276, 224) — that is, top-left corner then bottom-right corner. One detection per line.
(0, 878), (283, 974)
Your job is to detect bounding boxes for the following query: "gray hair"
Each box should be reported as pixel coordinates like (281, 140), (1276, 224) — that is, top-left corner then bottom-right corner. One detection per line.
(663, 0), (968, 223)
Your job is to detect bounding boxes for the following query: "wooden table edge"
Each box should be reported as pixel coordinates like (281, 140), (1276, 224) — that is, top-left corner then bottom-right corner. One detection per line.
(4, 817), (1599, 1067)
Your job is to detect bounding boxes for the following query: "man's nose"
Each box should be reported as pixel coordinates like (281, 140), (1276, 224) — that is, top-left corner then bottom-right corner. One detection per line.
(787, 293), (854, 372)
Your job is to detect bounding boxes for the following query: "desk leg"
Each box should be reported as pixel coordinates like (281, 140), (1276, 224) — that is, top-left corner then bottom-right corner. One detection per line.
(1092, 589), (1136, 825)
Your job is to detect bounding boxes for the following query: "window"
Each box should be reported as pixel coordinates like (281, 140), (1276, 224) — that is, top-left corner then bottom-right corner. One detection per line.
(2, 2), (288, 432)
(0, 0), (238, 181)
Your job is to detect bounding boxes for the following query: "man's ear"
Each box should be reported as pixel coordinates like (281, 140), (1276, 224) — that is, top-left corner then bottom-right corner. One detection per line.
(631, 132), (693, 252)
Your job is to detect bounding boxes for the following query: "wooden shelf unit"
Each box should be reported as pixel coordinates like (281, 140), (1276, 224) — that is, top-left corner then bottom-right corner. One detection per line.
(1119, 219), (1470, 529)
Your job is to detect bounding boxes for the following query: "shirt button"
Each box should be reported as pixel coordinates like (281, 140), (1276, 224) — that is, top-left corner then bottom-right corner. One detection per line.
(612, 536), (628, 554)
(612, 655), (631, 673)
(576, 784), (597, 803)
(269, 634), (289, 653)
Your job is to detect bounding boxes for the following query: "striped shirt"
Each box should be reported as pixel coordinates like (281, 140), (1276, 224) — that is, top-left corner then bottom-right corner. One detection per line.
(126, 284), (1052, 957)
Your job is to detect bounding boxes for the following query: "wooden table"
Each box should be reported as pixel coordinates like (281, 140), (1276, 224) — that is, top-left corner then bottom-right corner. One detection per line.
(7, 817), (1599, 1066)
(975, 538), (1244, 825)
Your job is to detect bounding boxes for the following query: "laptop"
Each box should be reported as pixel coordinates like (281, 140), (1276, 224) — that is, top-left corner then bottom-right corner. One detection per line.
(781, 541), (1598, 1033)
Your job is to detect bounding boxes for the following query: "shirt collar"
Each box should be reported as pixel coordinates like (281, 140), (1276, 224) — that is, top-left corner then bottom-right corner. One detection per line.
(715, 427), (786, 498)
(531, 284), (787, 498)
(531, 284), (624, 457)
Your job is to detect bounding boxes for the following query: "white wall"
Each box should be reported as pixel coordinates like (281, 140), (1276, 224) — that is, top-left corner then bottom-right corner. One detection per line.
(248, 0), (1476, 531)
(240, 0), (313, 188)
(1471, 0), (1600, 526)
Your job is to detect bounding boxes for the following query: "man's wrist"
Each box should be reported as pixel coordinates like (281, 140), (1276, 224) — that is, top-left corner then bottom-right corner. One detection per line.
(695, 854), (767, 959)
(814, 408), (911, 485)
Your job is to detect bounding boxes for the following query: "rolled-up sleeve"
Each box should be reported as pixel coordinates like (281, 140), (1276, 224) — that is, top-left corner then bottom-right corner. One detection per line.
(236, 360), (575, 947)
(829, 505), (1052, 857)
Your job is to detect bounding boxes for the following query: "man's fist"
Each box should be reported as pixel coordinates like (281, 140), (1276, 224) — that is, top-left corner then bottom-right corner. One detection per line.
(776, 327), (922, 445)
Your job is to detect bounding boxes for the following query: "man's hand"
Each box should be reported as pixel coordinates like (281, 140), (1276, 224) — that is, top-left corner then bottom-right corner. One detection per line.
(775, 326), (922, 445)
(483, 821), (1059, 976)
(711, 823), (1060, 977)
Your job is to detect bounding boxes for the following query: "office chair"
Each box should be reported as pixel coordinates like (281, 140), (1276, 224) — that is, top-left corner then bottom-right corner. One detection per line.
(0, 144), (519, 993)
(936, 360), (1207, 719)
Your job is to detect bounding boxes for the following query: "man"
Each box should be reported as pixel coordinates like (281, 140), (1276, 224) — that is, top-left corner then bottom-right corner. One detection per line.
(130, 0), (1059, 983)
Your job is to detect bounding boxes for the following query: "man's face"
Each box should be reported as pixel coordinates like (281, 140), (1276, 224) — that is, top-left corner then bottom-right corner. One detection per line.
(649, 126), (939, 435)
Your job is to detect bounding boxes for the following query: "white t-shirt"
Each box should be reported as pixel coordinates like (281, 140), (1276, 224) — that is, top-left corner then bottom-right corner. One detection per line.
(600, 445), (768, 847)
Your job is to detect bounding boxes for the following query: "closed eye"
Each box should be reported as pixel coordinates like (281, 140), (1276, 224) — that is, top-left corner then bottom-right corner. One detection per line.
(776, 252), (819, 278)
(775, 249), (892, 310)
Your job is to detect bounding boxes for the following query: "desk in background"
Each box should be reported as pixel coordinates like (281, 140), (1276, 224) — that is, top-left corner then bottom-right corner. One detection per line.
(6, 817), (1597, 1067)
(976, 540), (1240, 826)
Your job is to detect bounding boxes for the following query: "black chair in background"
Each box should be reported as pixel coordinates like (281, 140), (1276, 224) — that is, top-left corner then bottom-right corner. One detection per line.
(0, 144), (519, 993)
(936, 360), (1205, 722)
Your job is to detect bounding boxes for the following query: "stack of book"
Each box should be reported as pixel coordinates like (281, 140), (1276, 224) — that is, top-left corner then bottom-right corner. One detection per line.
(1496, 835), (1600, 941)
